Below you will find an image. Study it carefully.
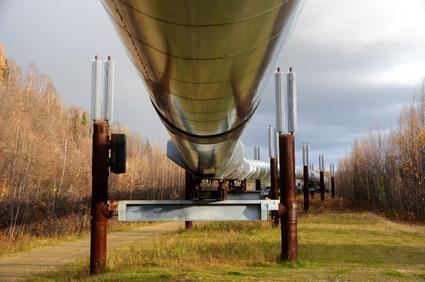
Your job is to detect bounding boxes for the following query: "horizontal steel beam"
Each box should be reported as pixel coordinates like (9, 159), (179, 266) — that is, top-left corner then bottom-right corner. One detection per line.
(118, 200), (279, 221)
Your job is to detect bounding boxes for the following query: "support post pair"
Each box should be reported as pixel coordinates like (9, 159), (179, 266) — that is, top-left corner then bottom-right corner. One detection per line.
(274, 67), (298, 262)
(90, 56), (126, 274)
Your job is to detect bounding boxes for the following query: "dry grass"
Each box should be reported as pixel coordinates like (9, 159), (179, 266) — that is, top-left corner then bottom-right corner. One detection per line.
(33, 199), (425, 281)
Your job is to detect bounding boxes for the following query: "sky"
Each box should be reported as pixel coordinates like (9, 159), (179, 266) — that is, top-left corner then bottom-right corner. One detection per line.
(1, 0), (425, 168)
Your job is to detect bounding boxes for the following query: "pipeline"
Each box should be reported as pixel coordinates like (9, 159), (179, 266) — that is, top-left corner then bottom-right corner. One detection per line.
(101, 0), (304, 180)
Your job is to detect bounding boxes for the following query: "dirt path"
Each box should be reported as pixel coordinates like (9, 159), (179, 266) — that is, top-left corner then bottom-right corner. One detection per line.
(0, 222), (183, 281)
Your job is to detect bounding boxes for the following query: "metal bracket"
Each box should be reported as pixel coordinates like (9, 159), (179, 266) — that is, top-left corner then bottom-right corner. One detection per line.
(117, 200), (279, 221)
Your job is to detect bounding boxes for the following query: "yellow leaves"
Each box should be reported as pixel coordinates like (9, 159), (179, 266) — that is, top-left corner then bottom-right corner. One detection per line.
(418, 128), (425, 143)
(0, 46), (6, 82)
(338, 88), (425, 222)
(0, 176), (8, 200)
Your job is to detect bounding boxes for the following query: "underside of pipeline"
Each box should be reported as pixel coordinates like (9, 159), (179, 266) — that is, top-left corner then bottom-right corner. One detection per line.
(102, 0), (304, 180)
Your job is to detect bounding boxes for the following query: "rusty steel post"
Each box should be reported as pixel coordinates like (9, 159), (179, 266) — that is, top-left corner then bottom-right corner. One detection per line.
(279, 134), (298, 262)
(270, 157), (279, 227)
(185, 170), (193, 229)
(303, 165), (309, 212)
(331, 176), (335, 198)
(90, 121), (110, 274)
(320, 171), (325, 202)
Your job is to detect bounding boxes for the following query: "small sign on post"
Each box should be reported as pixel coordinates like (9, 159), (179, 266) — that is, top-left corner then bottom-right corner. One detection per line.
(111, 134), (126, 174)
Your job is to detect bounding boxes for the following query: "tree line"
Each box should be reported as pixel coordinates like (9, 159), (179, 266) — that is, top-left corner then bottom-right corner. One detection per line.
(337, 81), (425, 222)
(0, 47), (184, 240)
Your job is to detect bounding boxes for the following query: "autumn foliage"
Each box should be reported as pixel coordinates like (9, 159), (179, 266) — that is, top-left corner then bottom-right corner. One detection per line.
(0, 52), (184, 239)
(337, 81), (425, 222)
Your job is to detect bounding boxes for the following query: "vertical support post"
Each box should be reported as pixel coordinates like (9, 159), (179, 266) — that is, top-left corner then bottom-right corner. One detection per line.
(319, 155), (325, 202)
(254, 146), (261, 190)
(309, 163), (314, 198)
(278, 67), (298, 262)
(184, 170), (193, 229)
(270, 157), (279, 226)
(302, 143), (309, 212)
(268, 125), (279, 226)
(90, 121), (109, 274)
(330, 164), (335, 198)
(303, 165), (309, 212)
(279, 134), (298, 262)
(320, 171), (325, 202)
(255, 179), (261, 190)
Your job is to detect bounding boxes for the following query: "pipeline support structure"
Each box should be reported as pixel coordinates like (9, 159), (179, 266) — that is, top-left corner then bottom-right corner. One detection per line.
(90, 121), (110, 274)
(302, 142), (309, 212)
(279, 133), (298, 262)
(330, 163), (336, 198)
(303, 165), (309, 212)
(270, 156), (279, 226)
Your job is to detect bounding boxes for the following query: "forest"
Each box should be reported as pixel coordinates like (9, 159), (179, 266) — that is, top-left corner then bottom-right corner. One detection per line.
(337, 80), (425, 222)
(0, 48), (185, 240)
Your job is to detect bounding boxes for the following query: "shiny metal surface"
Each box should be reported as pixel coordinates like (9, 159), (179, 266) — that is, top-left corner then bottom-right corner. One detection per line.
(101, 0), (303, 177)
(268, 126), (276, 158)
(286, 70), (297, 133)
(118, 200), (279, 221)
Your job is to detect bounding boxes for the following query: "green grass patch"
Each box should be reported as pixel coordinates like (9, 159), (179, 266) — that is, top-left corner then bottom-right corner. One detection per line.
(34, 211), (425, 281)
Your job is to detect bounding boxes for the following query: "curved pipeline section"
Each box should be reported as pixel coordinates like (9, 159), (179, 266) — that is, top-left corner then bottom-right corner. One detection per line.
(101, 0), (304, 178)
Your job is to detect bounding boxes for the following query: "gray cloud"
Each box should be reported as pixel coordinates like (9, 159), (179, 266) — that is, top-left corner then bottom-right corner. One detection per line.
(241, 0), (425, 166)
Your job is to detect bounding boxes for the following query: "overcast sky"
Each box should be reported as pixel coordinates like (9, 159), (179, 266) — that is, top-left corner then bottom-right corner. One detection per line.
(1, 0), (425, 168)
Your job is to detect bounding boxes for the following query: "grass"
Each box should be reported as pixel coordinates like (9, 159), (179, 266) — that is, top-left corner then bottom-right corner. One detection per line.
(33, 200), (425, 281)
(0, 219), (152, 257)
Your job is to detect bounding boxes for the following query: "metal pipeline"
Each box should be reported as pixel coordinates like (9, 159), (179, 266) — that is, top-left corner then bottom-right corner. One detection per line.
(101, 0), (304, 179)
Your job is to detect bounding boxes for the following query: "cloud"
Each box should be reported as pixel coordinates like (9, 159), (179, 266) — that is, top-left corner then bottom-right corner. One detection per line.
(241, 0), (425, 166)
